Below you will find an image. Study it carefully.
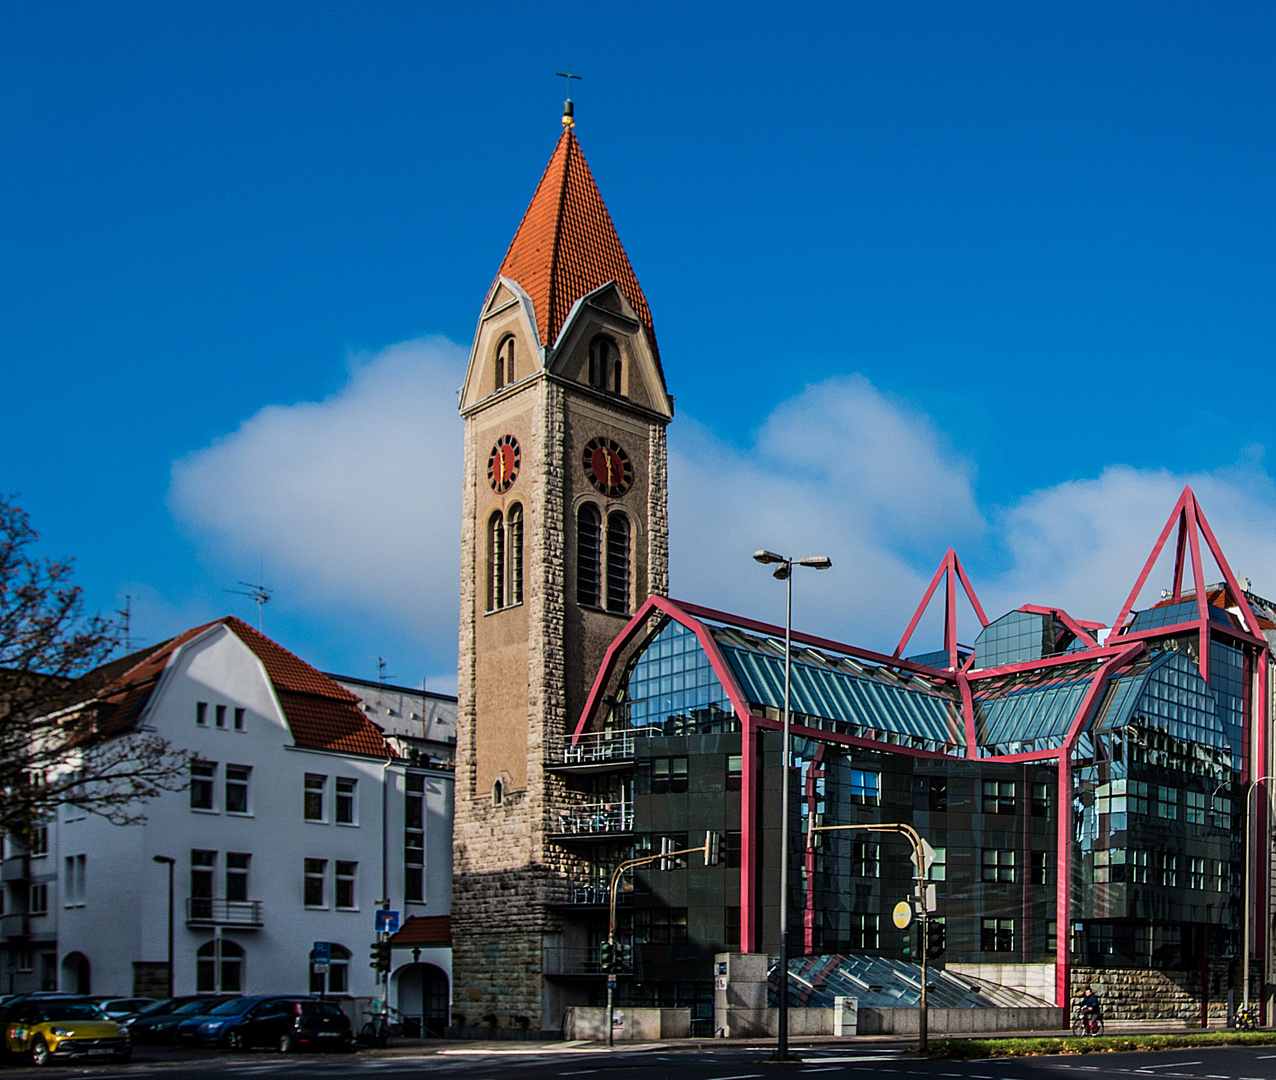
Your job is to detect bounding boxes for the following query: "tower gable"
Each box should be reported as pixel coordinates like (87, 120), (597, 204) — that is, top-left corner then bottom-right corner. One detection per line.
(459, 276), (543, 413)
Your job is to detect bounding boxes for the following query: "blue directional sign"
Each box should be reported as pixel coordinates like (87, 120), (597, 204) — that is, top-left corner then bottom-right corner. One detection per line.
(375, 910), (400, 934)
(311, 941), (331, 965)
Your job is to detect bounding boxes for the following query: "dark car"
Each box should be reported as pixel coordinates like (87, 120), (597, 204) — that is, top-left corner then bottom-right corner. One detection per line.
(176, 996), (268, 1047)
(93, 997), (156, 1022)
(128, 997), (233, 1043)
(226, 998), (353, 1053)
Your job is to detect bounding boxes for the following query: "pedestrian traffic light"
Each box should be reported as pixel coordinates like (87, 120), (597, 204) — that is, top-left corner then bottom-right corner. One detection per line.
(369, 941), (391, 973)
(599, 939), (616, 972)
(704, 830), (722, 867)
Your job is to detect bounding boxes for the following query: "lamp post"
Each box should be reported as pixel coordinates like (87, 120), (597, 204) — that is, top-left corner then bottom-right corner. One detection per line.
(152, 856), (175, 998)
(754, 549), (832, 1063)
(1244, 777), (1276, 1018)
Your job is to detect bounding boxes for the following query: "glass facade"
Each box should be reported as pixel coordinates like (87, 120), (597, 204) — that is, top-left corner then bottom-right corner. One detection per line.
(622, 619), (736, 733)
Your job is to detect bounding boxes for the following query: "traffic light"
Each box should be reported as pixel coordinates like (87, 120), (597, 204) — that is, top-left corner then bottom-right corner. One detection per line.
(704, 830), (722, 867)
(599, 939), (616, 972)
(926, 920), (946, 961)
(369, 941), (390, 973)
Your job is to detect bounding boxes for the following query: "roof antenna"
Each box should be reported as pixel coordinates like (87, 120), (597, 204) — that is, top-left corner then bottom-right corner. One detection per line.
(115, 594), (134, 652)
(224, 581), (272, 631)
(555, 65), (582, 128)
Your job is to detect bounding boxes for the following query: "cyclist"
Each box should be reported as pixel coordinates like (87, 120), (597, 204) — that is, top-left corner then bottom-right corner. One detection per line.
(1079, 987), (1103, 1034)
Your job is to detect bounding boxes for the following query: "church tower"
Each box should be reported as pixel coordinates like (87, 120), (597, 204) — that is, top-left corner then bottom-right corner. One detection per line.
(453, 108), (673, 1027)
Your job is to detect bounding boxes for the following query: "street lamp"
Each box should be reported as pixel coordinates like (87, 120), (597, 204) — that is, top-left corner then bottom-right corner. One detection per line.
(753, 549), (832, 1062)
(152, 856), (175, 999)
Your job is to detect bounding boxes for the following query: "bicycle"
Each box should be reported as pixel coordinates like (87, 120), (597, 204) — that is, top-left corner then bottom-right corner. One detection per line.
(1072, 1009), (1104, 1037)
(1234, 1003), (1260, 1031)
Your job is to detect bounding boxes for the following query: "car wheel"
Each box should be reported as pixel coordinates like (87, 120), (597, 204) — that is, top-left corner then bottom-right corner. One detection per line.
(228, 1030), (245, 1051)
(30, 1038), (50, 1067)
(278, 1031), (295, 1054)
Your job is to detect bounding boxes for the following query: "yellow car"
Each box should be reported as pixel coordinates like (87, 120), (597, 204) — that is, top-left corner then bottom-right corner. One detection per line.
(5, 998), (131, 1065)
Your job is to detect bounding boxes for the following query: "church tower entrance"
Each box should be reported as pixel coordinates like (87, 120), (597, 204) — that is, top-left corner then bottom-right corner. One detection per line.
(453, 107), (673, 1029)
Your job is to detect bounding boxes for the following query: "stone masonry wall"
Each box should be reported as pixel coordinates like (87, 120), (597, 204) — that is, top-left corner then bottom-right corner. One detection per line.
(647, 423), (669, 597)
(1071, 963), (1236, 1021)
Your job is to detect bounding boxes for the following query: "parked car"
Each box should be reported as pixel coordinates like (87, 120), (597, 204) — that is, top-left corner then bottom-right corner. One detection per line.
(93, 997), (156, 1022)
(127, 997), (234, 1043)
(2, 998), (130, 1065)
(225, 998), (353, 1052)
(177, 996), (274, 1047)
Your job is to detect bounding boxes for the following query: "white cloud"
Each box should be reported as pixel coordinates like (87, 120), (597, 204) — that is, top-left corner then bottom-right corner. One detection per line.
(169, 337), (466, 673)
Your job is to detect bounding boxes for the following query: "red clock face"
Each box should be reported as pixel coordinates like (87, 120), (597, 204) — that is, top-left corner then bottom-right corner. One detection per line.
(582, 436), (633, 497)
(487, 435), (520, 493)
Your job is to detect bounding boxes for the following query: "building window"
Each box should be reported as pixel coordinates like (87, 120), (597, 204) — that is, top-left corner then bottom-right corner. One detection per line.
(913, 776), (947, 811)
(928, 846), (947, 882)
(495, 335), (514, 391)
(851, 841), (879, 878)
(849, 770), (880, 805)
(215, 704), (226, 728)
(29, 883), (47, 916)
(233, 707), (245, 731)
(1031, 850), (1048, 886)
(635, 907), (688, 944)
(29, 825), (48, 857)
(982, 779), (1016, 815)
(190, 850), (215, 920)
(62, 855), (85, 907)
(1129, 780), (1149, 815)
(226, 853), (250, 902)
(311, 943), (351, 995)
(1186, 790), (1205, 826)
(725, 906), (741, 947)
(577, 504), (601, 608)
(1159, 853), (1179, 887)
(1157, 786), (1178, 820)
(1031, 781), (1050, 817)
(336, 778), (356, 825)
(225, 765), (250, 814)
(304, 774), (326, 822)
(507, 503), (524, 605)
(605, 512), (631, 614)
(1130, 849), (1149, 884)
(1212, 793), (1231, 829)
(650, 757), (688, 794)
(196, 939), (243, 993)
(1189, 856), (1206, 890)
(487, 511), (505, 611)
(848, 913), (879, 950)
(335, 861), (357, 909)
(726, 755), (742, 792)
(191, 762), (215, 811)
(1215, 860), (1229, 893)
(405, 774), (425, 903)
(304, 858), (327, 907)
(981, 849), (1016, 883)
(981, 918), (1014, 952)
(725, 830), (742, 868)
(589, 335), (620, 393)
(196, 702), (207, 726)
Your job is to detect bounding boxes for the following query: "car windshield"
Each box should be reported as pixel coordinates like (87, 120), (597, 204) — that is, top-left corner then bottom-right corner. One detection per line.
(36, 1003), (107, 1022)
(180, 999), (222, 1015)
(205, 999), (253, 1016)
(300, 1002), (346, 1018)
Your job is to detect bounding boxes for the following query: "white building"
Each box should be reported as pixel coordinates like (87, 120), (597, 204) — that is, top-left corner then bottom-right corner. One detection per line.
(1, 617), (453, 1029)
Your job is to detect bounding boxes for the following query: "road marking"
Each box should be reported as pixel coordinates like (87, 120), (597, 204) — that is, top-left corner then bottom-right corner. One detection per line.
(1137, 1065), (1202, 1071)
(709, 1075), (763, 1080)
(803, 1070), (840, 1075)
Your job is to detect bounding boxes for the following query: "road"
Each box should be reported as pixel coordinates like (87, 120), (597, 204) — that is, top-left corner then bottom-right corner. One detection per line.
(11, 1043), (1276, 1079)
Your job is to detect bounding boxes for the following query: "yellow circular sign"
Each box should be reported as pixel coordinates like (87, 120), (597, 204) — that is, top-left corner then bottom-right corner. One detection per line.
(892, 901), (914, 929)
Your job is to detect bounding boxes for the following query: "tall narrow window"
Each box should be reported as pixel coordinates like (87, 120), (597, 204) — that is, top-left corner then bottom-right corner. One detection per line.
(606, 512), (630, 613)
(612, 353), (622, 394)
(335, 778), (356, 824)
(488, 511), (505, 611)
(507, 504), (524, 605)
(577, 504), (601, 608)
(190, 850), (215, 920)
(405, 774), (425, 903)
(335, 861), (357, 909)
(588, 336), (613, 390)
(190, 762), (215, 811)
(495, 336), (514, 390)
(225, 765), (250, 814)
(303, 774), (326, 821)
(226, 853), (250, 902)
(304, 858), (327, 907)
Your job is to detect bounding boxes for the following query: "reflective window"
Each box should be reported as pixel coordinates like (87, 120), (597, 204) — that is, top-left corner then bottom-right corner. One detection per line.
(577, 504), (601, 608)
(621, 618), (735, 734)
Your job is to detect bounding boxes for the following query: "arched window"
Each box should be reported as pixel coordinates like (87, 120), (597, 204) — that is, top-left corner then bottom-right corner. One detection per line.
(492, 779), (503, 806)
(577, 504), (602, 608)
(589, 336), (620, 393)
(197, 939), (244, 993)
(488, 511), (505, 611)
(606, 512), (631, 614)
(507, 503), (524, 605)
(495, 336), (515, 391)
(310, 943), (350, 994)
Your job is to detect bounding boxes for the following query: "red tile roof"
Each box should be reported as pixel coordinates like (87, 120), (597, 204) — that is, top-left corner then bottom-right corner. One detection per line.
(497, 130), (661, 371)
(88, 617), (396, 758)
(388, 915), (451, 948)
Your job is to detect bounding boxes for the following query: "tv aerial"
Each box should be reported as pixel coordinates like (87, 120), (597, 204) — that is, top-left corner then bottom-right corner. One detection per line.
(224, 581), (272, 631)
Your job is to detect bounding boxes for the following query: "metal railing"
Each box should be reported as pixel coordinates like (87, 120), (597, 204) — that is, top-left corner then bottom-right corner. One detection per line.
(549, 802), (634, 837)
(546, 730), (640, 767)
(186, 898), (264, 927)
(543, 946), (630, 976)
(568, 884), (610, 905)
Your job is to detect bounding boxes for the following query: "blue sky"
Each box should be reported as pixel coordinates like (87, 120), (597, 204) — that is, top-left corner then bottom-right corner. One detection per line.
(5, 2), (1276, 691)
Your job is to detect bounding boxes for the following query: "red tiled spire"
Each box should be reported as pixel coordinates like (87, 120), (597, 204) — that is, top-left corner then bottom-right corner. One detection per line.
(497, 130), (660, 364)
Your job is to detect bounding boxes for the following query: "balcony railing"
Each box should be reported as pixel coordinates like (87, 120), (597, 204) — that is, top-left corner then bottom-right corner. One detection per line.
(1, 856), (30, 883)
(568, 884), (610, 906)
(549, 802), (634, 838)
(545, 730), (641, 769)
(186, 898), (264, 927)
(543, 946), (630, 976)
(0, 914), (28, 939)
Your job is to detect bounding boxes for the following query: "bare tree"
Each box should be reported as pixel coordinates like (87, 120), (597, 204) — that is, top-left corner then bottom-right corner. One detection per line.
(0, 496), (187, 843)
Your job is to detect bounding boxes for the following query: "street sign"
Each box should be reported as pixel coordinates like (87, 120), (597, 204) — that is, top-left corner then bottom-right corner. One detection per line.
(311, 941), (331, 966)
(375, 910), (400, 934)
(920, 839), (937, 874)
(892, 900), (914, 929)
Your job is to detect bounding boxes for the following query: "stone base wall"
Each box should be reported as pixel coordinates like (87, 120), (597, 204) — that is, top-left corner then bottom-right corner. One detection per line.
(450, 928), (544, 1030)
(1070, 963), (1235, 1021)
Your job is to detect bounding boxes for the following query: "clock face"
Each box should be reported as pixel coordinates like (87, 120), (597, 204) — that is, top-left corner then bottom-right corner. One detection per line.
(487, 435), (521, 493)
(582, 436), (633, 497)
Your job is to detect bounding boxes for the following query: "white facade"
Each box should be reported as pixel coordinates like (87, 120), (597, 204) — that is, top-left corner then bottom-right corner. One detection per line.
(6, 621), (453, 1013)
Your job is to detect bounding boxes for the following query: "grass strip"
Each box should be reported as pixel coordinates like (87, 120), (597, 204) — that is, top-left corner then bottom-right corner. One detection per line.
(931, 1031), (1276, 1058)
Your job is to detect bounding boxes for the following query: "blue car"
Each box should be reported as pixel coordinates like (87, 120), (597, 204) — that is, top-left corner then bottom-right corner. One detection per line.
(175, 996), (265, 1047)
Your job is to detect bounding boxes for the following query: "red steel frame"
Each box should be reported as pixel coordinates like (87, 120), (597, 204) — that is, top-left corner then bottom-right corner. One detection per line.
(571, 486), (1270, 1011)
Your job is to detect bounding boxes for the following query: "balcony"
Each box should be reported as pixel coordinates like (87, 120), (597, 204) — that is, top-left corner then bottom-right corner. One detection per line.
(1, 856), (29, 883)
(543, 946), (630, 977)
(185, 898), (263, 928)
(0, 914), (28, 939)
(547, 801), (634, 842)
(545, 730), (642, 773)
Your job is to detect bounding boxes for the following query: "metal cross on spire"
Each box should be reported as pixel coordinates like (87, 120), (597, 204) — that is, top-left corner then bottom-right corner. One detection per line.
(555, 65), (582, 128)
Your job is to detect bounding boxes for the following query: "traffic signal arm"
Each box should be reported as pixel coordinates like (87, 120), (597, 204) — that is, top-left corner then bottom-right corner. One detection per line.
(606, 839), (723, 939)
